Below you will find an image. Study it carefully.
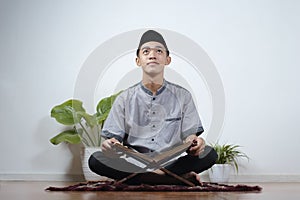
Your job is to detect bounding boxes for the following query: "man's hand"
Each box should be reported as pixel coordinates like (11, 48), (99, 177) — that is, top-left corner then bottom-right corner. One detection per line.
(185, 135), (206, 156)
(101, 138), (121, 157)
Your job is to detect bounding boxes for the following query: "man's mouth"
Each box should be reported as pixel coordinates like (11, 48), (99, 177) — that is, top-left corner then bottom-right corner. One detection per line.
(147, 62), (159, 65)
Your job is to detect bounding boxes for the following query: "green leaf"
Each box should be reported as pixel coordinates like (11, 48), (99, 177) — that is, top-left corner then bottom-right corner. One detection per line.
(211, 142), (249, 172)
(50, 129), (81, 145)
(96, 91), (122, 124)
(51, 99), (86, 125)
(97, 91), (121, 114)
(95, 112), (109, 125)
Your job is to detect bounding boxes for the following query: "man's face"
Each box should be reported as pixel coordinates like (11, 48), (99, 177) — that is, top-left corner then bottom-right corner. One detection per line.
(136, 41), (171, 77)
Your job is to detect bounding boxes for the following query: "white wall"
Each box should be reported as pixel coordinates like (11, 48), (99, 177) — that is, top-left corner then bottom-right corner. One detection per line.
(1, 0), (299, 181)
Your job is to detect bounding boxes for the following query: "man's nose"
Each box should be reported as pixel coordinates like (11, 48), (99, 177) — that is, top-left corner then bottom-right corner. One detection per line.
(148, 50), (157, 59)
(149, 56), (156, 60)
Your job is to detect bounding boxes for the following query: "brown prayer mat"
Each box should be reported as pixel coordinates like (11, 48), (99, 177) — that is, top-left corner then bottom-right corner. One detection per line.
(46, 181), (262, 192)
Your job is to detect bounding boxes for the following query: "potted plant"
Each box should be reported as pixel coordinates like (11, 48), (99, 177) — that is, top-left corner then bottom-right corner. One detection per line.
(50, 91), (121, 180)
(208, 143), (248, 183)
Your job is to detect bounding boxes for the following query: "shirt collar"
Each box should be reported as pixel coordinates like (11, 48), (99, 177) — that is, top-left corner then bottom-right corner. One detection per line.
(140, 79), (167, 96)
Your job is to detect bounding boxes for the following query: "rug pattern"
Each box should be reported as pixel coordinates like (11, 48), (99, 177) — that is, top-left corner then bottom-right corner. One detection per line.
(46, 181), (262, 192)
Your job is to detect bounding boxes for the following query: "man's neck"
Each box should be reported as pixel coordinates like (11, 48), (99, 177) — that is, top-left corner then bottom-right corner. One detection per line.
(142, 76), (164, 95)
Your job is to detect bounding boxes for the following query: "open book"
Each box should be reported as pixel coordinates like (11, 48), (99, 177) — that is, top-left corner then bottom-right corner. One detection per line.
(112, 141), (197, 186)
(112, 141), (192, 166)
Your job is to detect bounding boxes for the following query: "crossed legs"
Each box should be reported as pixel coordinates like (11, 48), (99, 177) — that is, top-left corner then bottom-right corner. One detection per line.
(88, 146), (217, 185)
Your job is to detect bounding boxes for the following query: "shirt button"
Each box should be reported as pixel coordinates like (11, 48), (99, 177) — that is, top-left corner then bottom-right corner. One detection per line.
(152, 111), (156, 114)
(151, 138), (154, 141)
(152, 97), (156, 100)
(152, 125), (156, 128)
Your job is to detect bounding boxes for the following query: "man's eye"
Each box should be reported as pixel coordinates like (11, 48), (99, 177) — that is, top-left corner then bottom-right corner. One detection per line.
(157, 49), (163, 54)
(143, 49), (149, 54)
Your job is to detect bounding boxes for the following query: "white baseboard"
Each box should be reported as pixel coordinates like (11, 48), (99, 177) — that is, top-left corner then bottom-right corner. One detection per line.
(200, 174), (300, 183)
(230, 174), (300, 182)
(1, 173), (300, 182)
(0, 173), (85, 182)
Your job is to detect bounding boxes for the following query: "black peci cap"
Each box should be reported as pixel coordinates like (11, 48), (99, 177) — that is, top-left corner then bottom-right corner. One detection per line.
(136, 30), (169, 56)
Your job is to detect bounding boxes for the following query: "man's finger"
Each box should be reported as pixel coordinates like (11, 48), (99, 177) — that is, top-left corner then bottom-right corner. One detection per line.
(110, 138), (120, 144)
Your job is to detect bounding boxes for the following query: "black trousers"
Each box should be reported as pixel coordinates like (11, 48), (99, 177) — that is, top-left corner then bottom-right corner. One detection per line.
(88, 145), (217, 180)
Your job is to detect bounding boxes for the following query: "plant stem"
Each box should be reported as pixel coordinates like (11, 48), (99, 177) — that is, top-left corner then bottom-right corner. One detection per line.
(80, 135), (89, 147)
(79, 121), (96, 146)
(96, 124), (101, 147)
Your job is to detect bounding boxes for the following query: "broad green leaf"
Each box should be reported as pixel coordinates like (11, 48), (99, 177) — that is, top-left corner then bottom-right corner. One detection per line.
(96, 91), (122, 115)
(97, 96), (110, 115)
(51, 99), (86, 125)
(96, 91), (122, 125)
(50, 129), (81, 145)
(95, 112), (109, 125)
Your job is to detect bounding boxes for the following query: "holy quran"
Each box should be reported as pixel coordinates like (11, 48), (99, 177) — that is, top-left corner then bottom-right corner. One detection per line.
(112, 141), (193, 166)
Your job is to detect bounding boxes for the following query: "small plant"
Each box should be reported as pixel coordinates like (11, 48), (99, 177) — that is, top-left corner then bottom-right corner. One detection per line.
(50, 91), (122, 147)
(212, 143), (249, 172)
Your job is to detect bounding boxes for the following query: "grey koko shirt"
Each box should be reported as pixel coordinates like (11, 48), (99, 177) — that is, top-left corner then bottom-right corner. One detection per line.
(102, 80), (204, 155)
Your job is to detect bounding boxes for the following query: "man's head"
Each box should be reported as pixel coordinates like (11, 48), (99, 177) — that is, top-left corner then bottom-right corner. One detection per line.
(135, 30), (171, 78)
(136, 30), (169, 57)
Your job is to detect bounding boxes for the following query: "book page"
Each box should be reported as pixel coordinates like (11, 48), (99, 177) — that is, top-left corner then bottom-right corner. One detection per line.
(113, 141), (192, 166)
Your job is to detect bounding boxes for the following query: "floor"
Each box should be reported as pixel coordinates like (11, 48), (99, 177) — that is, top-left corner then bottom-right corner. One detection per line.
(0, 181), (300, 200)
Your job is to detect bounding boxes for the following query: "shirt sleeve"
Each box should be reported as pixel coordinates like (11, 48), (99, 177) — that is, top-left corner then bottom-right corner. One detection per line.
(181, 90), (204, 139)
(101, 92), (126, 143)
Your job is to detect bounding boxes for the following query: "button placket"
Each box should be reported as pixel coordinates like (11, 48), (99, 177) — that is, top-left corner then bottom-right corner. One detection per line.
(150, 95), (158, 131)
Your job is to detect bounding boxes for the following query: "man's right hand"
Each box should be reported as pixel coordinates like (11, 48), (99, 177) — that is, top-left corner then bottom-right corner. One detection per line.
(101, 138), (121, 152)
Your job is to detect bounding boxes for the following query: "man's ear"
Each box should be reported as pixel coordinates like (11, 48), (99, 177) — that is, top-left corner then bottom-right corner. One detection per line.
(165, 56), (171, 65)
(136, 57), (141, 66)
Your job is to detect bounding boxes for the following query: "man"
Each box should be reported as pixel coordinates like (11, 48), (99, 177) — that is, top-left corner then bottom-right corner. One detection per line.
(89, 30), (217, 185)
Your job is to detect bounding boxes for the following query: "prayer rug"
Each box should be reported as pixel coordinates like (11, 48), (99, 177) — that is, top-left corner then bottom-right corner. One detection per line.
(46, 181), (262, 192)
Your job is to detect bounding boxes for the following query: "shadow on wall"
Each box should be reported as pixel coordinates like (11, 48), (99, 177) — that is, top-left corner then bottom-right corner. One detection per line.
(33, 116), (84, 181)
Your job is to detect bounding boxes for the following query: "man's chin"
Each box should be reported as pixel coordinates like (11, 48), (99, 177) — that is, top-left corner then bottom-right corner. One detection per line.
(147, 64), (159, 68)
(144, 71), (163, 78)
